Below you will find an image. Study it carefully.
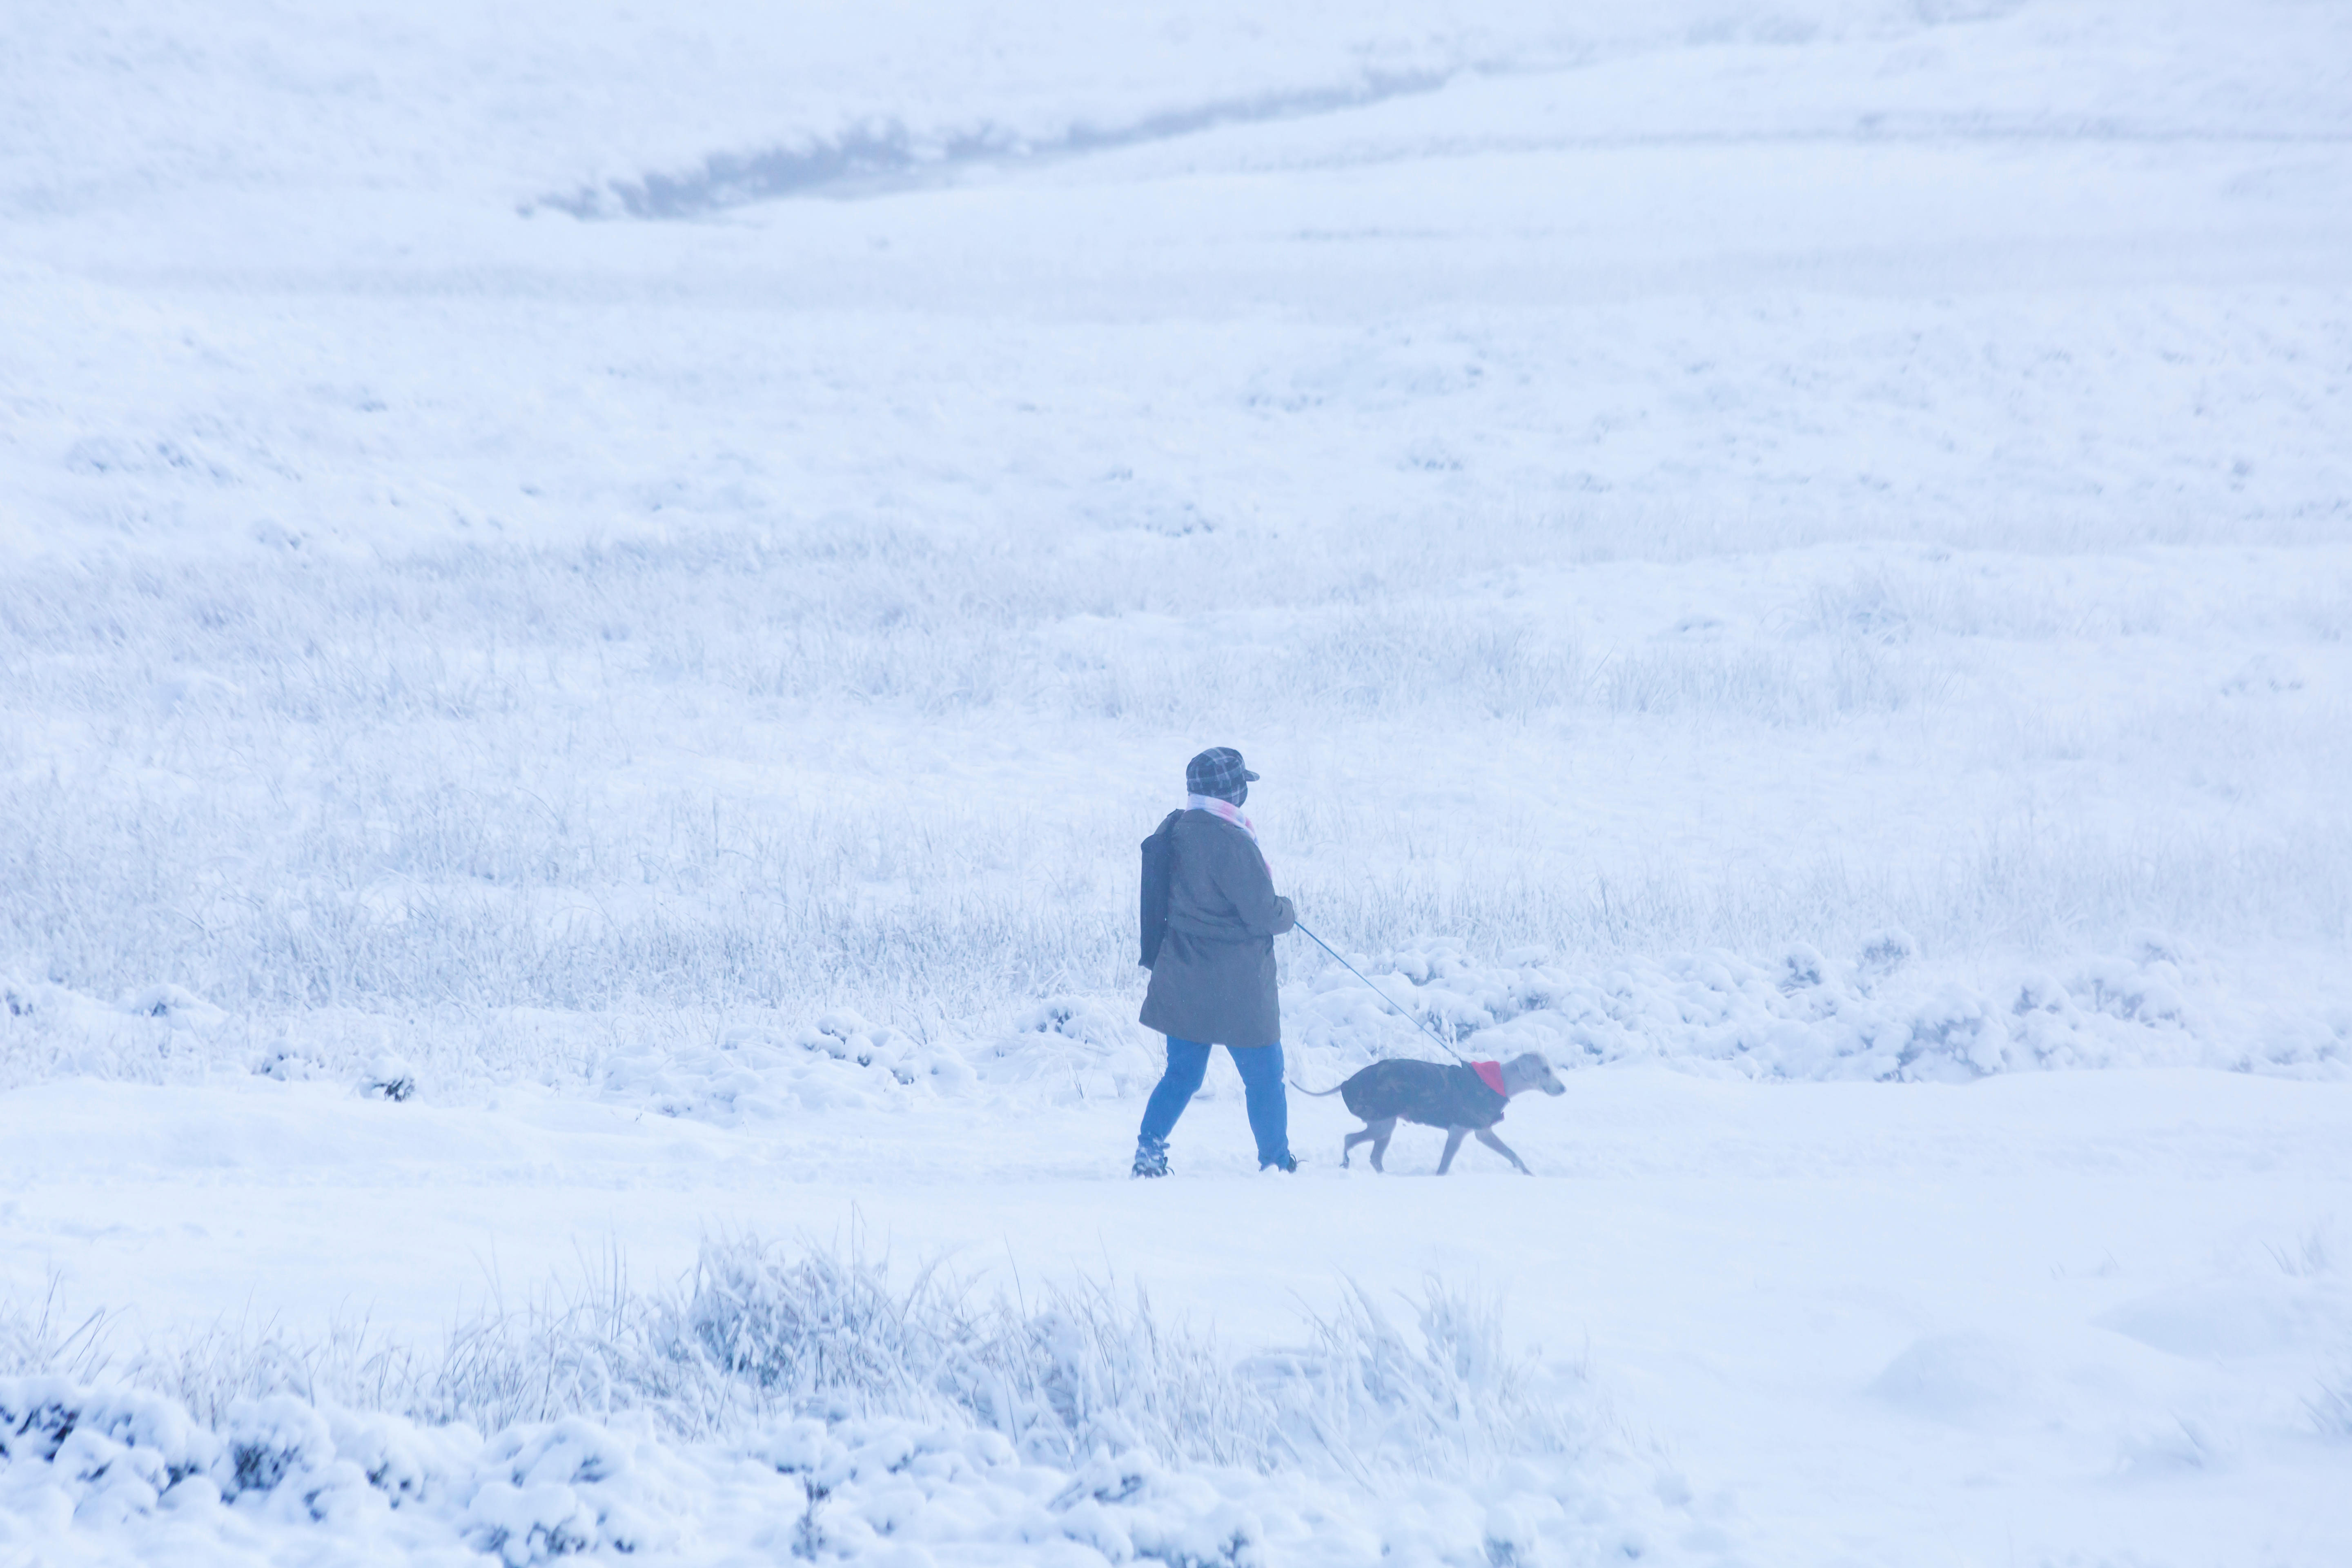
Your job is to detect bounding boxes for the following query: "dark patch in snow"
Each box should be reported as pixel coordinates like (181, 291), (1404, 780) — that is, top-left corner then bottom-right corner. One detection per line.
(537, 68), (1455, 219)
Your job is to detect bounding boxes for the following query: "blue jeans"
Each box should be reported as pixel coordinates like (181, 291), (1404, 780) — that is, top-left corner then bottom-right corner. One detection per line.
(1138, 1037), (1292, 1168)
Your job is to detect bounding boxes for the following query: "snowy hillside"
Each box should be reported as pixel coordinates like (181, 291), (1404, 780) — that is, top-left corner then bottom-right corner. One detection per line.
(4, 0), (2352, 1564)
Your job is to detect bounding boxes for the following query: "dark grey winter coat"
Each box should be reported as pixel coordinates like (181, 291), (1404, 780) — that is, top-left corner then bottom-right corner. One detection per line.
(1139, 810), (1295, 1047)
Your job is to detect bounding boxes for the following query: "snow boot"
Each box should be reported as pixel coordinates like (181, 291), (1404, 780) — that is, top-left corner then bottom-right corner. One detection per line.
(1131, 1138), (1170, 1179)
(1261, 1154), (1298, 1173)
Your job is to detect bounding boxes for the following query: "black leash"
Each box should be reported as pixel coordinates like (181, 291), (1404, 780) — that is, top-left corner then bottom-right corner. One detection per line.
(1293, 919), (1472, 1065)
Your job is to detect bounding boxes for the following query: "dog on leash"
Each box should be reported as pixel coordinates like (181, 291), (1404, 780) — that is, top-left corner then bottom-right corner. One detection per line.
(1295, 1053), (1564, 1174)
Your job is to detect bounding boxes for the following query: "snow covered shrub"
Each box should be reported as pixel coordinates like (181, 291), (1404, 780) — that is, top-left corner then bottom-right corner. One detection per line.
(1283, 929), (2338, 1084)
(795, 1010), (970, 1090)
(212, 1394), (359, 1516)
(458, 1418), (673, 1564)
(1777, 942), (1827, 991)
(0, 977), (212, 1089)
(1885, 985), (2007, 1080)
(971, 997), (1160, 1101)
(0, 1374), (641, 1550)
(594, 1010), (976, 1124)
(121, 983), (226, 1031)
(1855, 927), (1916, 986)
(0, 1376), (221, 1521)
(2070, 955), (2187, 1027)
(252, 1041), (325, 1082)
(360, 1051), (417, 1101)
(322, 1406), (463, 1509)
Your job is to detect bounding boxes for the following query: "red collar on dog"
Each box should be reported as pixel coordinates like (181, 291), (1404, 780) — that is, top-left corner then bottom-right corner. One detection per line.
(1471, 1060), (1506, 1097)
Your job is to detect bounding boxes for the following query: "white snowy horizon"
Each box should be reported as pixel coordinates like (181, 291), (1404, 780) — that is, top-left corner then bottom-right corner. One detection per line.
(4, 1), (2350, 1564)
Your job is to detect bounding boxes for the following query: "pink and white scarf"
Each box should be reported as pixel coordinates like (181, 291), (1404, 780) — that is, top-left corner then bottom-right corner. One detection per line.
(1187, 792), (1260, 848)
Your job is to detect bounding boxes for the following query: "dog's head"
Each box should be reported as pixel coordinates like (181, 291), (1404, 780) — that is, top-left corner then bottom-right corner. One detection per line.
(1501, 1053), (1565, 1097)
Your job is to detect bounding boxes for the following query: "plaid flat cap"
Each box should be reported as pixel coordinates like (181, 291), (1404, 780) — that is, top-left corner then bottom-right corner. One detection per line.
(1185, 747), (1259, 802)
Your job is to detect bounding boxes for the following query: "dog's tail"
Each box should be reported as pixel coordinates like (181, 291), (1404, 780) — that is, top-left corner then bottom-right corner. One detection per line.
(1287, 1078), (1346, 1097)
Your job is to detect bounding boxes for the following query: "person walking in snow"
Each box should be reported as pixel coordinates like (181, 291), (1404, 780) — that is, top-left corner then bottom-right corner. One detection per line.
(1131, 746), (1298, 1177)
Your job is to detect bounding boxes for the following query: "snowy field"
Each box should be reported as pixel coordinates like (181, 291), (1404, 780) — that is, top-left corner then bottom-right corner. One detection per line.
(4, 0), (2352, 1563)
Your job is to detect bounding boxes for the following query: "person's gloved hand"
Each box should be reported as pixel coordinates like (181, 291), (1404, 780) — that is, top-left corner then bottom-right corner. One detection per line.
(1272, 895), (1297, 935)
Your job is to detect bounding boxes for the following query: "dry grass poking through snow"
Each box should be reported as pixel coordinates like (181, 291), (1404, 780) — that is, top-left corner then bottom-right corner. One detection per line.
(2, 529), (2346, 1073)
(1, 1237), (1589, 1480)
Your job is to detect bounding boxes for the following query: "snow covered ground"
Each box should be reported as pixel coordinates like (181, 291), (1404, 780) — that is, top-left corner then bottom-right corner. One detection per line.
(4, 0), (2351, 1562)
(8, 1072), (2352, 1565)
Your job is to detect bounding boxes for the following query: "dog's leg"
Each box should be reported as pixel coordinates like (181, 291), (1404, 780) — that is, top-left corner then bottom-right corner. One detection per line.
(1475, 1127), (1531, 1175)
(1342, 1125), (1377, 1168)
(1367, 1118), (1396, 1173)
(1437, 1127), (1469, 1174)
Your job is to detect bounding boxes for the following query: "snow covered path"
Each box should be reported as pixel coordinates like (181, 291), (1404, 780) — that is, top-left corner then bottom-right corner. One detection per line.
(9, 1067), (2350, 1565)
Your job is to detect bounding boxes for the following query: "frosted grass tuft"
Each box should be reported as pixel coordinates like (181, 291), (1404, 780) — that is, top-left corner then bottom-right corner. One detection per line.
(0, 1237), (1586, 1480)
